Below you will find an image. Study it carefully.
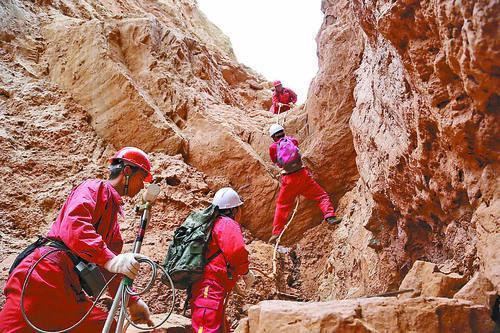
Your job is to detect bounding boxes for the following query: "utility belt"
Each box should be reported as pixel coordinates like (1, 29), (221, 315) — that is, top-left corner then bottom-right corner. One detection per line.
(282, 166), (305, 176)
(9, 236), (106, 297)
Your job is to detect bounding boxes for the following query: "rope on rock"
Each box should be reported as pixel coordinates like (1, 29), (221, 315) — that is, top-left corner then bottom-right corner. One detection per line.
(272, 198), (300, 277)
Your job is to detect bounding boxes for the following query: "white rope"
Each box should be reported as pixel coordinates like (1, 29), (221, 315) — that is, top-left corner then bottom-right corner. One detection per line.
(272, 198), (300, 276)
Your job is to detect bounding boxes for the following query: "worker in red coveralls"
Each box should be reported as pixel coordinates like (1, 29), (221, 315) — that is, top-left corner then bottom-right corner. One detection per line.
(191, 187), (255, 333)
(269, 80), (297, 114)
(267, 124), (342, 244)
(0, 147), (154, 333)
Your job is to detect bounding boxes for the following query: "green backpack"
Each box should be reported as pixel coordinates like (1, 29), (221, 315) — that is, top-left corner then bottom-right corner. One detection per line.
(163, 204), (222, 290)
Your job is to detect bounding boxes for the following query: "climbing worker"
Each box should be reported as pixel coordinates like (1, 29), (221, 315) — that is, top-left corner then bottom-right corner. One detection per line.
(0, 147), (154, 333)
(268, 124), (342, 244)
(191, 187), (255, 333)
(270, 80), (298, 114)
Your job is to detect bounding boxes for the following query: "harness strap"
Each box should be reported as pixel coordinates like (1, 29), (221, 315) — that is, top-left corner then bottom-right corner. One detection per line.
(205, 249), (222, 264)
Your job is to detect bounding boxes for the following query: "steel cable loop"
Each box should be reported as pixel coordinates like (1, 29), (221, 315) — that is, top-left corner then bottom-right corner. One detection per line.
(21, 250), (176, 333)
(124, 256), (157, 297)
(123, 262), (176, 331)
(20, 248), (118, 333)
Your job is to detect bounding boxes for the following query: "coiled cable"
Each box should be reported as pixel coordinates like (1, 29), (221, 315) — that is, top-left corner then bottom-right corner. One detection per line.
(20, 248), (175, 332)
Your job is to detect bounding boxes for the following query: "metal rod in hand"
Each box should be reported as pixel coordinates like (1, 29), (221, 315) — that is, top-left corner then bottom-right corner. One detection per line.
(116, 202), (151, 332)
(102, 202), (152, 333)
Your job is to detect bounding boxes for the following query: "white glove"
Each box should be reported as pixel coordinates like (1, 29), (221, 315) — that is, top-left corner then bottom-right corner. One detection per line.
(128, 299), (153, 326)
(104, 253), (144, 279)
(242, 271), (256, 289)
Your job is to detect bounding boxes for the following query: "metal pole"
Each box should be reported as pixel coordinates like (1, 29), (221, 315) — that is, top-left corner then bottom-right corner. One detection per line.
(102, 202), (152, 333)
(102, 283), (124, 333)
(115, 203), (151, 332)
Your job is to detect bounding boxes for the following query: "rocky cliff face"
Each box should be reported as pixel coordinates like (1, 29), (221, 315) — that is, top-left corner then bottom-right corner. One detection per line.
(298, 0), (499, 306)
(0, 0), (498, 331)
(0, 0), (280, 245)
(0, 0), (278, 320)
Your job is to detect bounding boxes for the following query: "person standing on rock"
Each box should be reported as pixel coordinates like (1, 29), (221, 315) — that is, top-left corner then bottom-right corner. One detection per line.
(268, 124), (342, 244)
(0, 147), (154, 332)
(190, 187), (255, 333)
(270, 80), (298, 114)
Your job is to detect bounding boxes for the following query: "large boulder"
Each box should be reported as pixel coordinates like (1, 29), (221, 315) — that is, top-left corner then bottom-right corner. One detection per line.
(454, 271), (497, 312)
(242, 297), (494, 333)
(399, 261), (467, 298)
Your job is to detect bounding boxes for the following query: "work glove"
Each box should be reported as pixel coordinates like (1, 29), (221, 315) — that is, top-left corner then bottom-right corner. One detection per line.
(104, 253), (145, 279)
(128, 299), (154, 326)
(242, 271), (256, 289)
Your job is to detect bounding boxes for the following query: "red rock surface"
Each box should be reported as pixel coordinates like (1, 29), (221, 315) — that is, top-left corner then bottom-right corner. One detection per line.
(298, 0), (500, 304)
(238, 297), (494, 333)
(0, 0), (498, 331)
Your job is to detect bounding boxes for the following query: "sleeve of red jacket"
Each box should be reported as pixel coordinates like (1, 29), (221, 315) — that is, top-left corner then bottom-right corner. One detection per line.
(272, 92), (279, 112)
(289, 89), (297, 103)
(269, 143), (278, 164)
(213, 218), (250, 276)
(56, 184), (116, 266)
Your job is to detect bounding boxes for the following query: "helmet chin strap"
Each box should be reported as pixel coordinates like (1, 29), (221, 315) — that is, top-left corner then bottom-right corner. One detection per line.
(124, 175), (130, 196)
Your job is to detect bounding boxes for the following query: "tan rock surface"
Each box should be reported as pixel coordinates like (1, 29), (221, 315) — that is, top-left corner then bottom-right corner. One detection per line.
(303, 0), (362, 201)
(125, 313), (191, 333)
(398, 260), (466, 298)
(454, 271), (497, 312)
(244, 297), (494, 333)
(300, 0), (500, 300)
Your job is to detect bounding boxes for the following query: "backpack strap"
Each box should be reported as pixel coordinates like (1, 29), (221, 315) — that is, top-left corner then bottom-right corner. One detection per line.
(8, 236), (48, 274)
(206, 249), (222, 264)
(182, 286), (192, 316)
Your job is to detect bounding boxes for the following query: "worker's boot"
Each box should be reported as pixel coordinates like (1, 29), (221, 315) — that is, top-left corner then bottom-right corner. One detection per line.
(326, 216), (343, 225)
(268, 234), (279, 244)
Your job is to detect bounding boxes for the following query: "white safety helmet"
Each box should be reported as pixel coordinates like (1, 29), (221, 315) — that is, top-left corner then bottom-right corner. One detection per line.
(269, 124), (284, 137)
(213, 187), (244, 209)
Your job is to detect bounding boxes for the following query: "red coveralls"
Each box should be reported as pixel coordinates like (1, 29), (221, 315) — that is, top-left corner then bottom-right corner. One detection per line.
(190, 215), (249, 333)
(270, 87), (298, 114)
(0, 180), (138, 333)
(270, 137), (336, 236)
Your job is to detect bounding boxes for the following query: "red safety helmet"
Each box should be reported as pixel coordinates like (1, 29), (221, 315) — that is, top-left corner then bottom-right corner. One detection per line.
(109, 147), (152, 182)
(273, 80), (282, 87)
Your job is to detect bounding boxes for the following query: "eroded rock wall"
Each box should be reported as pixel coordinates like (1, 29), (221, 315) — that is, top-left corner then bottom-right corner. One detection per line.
(0, 0), (279, 319)
(1, 0), (498, 329)
(300, 0), (499, 300)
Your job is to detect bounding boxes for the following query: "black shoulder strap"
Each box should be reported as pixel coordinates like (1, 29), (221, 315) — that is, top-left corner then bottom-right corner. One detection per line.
(8, 236), (48, 274)
(206, 249), (222, 264)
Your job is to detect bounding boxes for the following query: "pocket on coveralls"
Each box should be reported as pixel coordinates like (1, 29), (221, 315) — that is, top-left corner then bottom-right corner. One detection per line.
(193, 286), (223, 310)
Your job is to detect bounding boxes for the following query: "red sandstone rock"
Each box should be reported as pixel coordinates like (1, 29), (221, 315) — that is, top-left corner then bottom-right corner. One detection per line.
(398, 260), (467, 298)
(300, 0), (500, 300)
(241, 297), (494, 333)
(454, 271), (497, 312)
